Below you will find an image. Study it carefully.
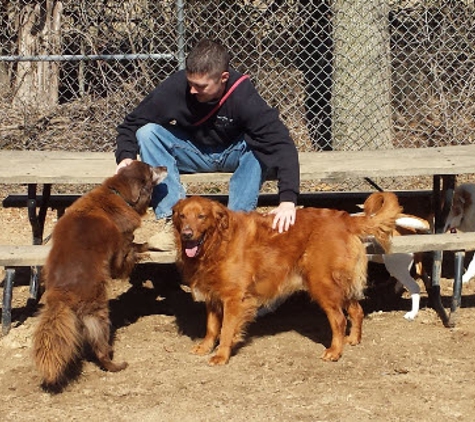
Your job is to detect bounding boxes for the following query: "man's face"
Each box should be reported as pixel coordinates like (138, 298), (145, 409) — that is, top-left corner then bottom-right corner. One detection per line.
(187, 72), (229, 103)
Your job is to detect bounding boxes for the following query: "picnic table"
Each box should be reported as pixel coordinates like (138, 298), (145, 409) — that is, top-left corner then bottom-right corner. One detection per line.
(1, 145), (475, 332)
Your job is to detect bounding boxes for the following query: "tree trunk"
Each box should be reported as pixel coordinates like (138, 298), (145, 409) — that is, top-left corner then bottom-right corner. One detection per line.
(332, 0), (393, 150)
(13, 1), (62, 110)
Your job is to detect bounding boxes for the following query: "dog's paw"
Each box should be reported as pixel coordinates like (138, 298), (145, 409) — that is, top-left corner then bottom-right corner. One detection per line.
(191, 342), (214, 356)
(133, 242), (150, 253)
(345, 334), (361, 346)
(208, 354), (229, 366)
(403, 311), (417, 321)
(320, 348), (342, 362)
(104, 361), (128, 372)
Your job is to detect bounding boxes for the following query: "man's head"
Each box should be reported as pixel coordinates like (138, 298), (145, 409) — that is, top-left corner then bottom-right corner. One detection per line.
(186, 39), (230, 103)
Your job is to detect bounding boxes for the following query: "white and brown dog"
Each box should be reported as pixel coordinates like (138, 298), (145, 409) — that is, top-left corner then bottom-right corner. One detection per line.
(367, 214), (431, 320)
(444, 183), (475, 283)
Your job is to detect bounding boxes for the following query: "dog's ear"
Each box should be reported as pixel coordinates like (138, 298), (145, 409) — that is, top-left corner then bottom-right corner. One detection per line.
(111, 161), (143, 204)
(171, 200), (183, 229)
(151, 166), (167, 186)
(212, 201), (229, 232)
(129, 178), (145, 204)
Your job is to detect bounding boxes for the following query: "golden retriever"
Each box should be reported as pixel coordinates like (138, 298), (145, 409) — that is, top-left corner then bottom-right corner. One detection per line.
(33, 161), (167, 391)
(172, 193), (402, 365)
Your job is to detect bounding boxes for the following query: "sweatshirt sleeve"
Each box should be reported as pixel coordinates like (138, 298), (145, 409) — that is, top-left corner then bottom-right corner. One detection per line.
(115, 90), (157, 163)
(235, 80), (300, 204)
(115, 72), (187, 164)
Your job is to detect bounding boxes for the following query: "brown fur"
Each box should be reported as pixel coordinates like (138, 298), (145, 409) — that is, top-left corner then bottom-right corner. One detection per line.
(172, 193), (402, 365)
(32, 161), (167, 391)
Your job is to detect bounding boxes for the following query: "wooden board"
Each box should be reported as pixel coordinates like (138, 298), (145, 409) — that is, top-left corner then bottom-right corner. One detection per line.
(388, 232), (475, 254)
(0, 245), (176, 266)
(1, 232), (475, 267)
(0, 245), (51, 266)
(1, 145), (475, 185)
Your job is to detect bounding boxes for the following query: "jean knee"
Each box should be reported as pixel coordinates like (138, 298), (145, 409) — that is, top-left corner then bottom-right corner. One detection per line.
(136, 123), (156, 147)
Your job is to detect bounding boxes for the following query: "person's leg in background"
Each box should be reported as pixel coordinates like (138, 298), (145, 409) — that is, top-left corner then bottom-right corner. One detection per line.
(218, 139), (266, 211)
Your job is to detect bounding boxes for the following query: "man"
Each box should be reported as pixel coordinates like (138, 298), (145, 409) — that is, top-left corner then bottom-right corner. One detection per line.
(115, 39), (300, 250)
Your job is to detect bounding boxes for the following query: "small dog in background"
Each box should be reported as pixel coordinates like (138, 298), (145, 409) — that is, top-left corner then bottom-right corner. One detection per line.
(367, 213), (431, 320)
(33, 161), (167, 391)
(444, 182), (475, 283)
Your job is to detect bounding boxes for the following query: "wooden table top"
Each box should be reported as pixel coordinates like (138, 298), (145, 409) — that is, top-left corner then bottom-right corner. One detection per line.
(0, 145), (474, 185)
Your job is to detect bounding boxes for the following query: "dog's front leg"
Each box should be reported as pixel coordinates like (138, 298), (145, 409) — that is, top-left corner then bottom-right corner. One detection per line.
(208, 298), (247, 366)
(191, 302), (222, 356)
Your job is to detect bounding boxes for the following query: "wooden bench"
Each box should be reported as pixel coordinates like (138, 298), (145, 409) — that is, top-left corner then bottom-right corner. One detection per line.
(2, 145), (475, 333)
(0, 246), (176, 335)
(3, 231), (475, 335)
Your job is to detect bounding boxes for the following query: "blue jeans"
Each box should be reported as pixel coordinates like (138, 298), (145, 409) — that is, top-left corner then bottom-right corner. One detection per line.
(136, 123), (265, 219)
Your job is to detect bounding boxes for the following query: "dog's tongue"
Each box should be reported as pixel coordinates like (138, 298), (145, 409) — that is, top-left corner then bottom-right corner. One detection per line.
(185, 245), (199, 258)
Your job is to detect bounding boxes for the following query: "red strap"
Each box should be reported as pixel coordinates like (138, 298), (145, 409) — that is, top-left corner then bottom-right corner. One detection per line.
(192, 74), (249, 127)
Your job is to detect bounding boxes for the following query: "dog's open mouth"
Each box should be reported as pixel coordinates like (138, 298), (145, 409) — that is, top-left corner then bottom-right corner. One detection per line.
(183, 238), (203, 258)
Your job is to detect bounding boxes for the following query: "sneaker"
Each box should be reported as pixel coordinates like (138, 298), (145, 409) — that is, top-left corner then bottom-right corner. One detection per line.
(147, 218), (176, 251)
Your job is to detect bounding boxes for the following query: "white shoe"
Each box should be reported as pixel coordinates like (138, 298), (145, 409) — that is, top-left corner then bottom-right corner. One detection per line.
(148, 219), (175, 251)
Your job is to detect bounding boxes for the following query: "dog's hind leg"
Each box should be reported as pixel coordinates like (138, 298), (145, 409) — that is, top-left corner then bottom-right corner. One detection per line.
(307, 277), (347, 362)
(318, 305), (347, 361)
(345, 300), (364, 345)
(83, 307), (128, 373)
(383, 253), (421, 320)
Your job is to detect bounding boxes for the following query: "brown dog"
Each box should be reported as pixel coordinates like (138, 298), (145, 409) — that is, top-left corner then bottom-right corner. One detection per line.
(172, 193), (401, 365)
(33, 161), (167, 391)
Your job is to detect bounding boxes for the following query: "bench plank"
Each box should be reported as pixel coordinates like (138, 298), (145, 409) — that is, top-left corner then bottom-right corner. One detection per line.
(0, 245), (176, 266)
(388, 232), (475, 254)
(0, 245), (51, 266)
(1, 232), (475, 268)
(1, 146), (475, 185)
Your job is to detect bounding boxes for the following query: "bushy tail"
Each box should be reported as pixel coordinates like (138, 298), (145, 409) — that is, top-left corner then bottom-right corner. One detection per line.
(354, 192), (403, 252)
(33, 294), (82, 388)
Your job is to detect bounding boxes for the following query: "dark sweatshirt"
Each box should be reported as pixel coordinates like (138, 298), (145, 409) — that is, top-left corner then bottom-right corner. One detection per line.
(115, 69), (300, 204)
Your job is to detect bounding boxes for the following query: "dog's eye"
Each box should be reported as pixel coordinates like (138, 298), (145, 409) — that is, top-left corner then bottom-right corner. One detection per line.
(198, 214), (206, 220)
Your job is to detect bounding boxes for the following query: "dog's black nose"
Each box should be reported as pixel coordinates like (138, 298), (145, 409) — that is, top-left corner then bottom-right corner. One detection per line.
(182, 228), (193, 240)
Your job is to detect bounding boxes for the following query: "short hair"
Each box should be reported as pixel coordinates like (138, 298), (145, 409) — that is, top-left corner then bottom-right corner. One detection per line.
(186, 39), (230, 79)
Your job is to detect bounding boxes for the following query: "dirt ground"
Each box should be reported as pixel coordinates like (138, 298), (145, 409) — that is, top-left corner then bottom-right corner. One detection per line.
(1, 203), (475, 422)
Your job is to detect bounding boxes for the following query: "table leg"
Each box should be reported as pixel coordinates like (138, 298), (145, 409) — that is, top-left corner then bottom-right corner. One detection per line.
(26, 183), (51, 300)
(2, 268), (15, 335)
(448, 251), (464, 327)
(430, 175), (455, 327)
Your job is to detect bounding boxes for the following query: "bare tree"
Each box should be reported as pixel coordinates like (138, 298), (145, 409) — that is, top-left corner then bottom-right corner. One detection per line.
(13, 0), (63, 110)
(332, 0), (393, 150)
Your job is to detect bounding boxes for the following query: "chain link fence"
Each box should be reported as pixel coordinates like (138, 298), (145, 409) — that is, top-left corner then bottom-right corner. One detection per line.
(0, 0), (474, 189)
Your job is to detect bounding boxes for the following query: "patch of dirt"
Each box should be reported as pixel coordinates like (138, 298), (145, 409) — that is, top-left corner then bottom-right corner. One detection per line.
(1, 205), (475, 421)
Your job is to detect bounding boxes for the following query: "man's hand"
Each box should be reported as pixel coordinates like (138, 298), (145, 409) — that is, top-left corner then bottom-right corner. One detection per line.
(115, 158), (134, 174)
(269, 201), (296, 233)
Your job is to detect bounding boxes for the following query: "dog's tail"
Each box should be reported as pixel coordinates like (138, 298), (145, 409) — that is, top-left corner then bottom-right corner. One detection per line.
(353, 192), (403, 252)
(33, 292), (82, 388)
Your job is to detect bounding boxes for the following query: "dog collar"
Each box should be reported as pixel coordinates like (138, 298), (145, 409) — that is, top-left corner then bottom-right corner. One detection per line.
(110, 187), (134, 207)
